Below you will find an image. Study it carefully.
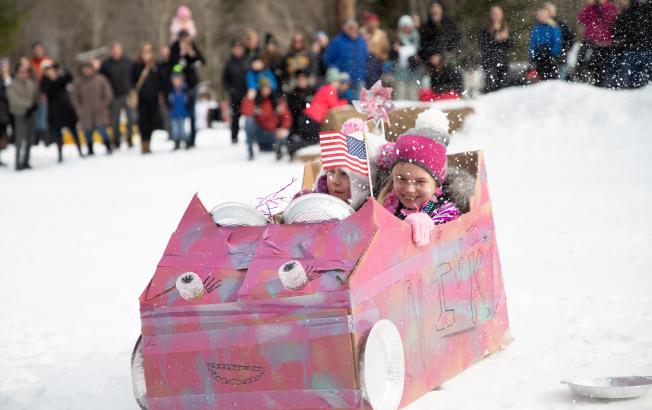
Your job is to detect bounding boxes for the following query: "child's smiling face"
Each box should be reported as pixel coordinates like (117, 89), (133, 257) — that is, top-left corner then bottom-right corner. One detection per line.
(391, 162), (437, 209)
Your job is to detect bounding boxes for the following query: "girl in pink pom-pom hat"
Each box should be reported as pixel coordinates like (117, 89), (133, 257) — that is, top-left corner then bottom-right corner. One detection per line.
(377, 109), (462, 247)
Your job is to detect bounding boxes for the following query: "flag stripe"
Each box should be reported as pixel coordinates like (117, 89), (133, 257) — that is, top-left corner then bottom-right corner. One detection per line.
(319, 131), (370, 177)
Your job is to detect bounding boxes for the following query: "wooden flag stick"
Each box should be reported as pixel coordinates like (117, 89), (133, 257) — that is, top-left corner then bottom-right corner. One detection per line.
(363, 130), (374, 198)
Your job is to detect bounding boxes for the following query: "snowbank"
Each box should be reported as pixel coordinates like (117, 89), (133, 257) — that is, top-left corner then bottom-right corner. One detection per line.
(1, 82), (651, 409)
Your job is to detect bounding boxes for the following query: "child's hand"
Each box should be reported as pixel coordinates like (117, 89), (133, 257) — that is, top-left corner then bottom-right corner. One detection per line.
(405, 213), (434, 247)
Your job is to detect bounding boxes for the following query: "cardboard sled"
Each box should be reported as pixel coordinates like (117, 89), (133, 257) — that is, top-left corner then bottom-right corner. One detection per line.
(137, 150), (511, 409)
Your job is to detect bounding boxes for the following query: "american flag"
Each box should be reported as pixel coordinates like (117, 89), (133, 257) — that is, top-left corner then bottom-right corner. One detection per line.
(319, 131), (369, 176)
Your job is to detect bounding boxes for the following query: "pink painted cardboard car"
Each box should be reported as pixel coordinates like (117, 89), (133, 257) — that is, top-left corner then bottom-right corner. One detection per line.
(132, 150), (511, 410)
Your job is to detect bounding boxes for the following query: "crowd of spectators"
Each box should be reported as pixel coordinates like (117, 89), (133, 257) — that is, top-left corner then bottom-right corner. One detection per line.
(1, 0), (651, 169)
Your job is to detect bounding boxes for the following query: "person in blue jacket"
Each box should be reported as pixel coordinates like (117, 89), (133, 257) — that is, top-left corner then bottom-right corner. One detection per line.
(246, 57), (278, 92)
(529, 7), (562, 80)
(324, 18), (368, 98)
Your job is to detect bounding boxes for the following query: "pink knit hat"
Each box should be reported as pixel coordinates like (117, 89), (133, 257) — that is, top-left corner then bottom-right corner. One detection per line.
(393, 132), (448, 185)
(176, 5), (192, 19)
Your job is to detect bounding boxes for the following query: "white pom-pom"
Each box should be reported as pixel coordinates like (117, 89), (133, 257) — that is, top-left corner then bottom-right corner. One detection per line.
(278, 261), (308, 291)
(415, 108), (449, 134)
(175, 272), (206, 301)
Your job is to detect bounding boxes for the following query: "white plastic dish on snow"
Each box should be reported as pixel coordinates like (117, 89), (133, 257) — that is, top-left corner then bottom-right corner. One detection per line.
(360, 319), (405, 410)
(561, 376), (652, 400)
(282, 193), (355, 224)
(210, 202), (269, 227)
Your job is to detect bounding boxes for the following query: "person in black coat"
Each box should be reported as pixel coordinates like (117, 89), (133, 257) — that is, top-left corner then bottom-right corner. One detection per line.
(41, 63), (82, 161)
(612, 0), (652, 88)
(100, 42), (135, 148)
(428, 52), (463, 95)
(418, 1), (461, 63)
(222, 38), (249, 144)
(284, 70), (314, 160)
(479, 5), (513, 93)
(0, 59), (11, 166)
(132, 43), (164, 154)
(170, 29), (205, 148)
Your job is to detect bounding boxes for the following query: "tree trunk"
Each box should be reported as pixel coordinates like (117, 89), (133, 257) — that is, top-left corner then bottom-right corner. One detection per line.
(337, 0), (355, 24)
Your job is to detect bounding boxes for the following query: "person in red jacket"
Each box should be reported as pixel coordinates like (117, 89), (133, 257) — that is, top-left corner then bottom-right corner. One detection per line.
(240, 76), (292, 160)
(287, 67), (349, 159)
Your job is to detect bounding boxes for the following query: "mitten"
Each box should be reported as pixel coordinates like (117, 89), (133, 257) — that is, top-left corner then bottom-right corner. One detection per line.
(405, 212), (435, 247)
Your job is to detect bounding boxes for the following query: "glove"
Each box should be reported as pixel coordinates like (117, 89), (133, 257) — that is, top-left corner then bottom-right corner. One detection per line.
(405, 212), (435, 247)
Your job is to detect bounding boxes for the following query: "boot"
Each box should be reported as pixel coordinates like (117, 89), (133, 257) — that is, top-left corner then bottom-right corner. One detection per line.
(57, 145), (63, 163)
(141, 140), (151, 154)
(173, 140), (180, 151)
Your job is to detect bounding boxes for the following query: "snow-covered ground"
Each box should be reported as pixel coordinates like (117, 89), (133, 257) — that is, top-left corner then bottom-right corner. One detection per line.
(1, 81), (651, 409)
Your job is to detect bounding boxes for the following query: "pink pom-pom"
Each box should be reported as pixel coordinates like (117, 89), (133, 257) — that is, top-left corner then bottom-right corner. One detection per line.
(340, 118), (369, 135)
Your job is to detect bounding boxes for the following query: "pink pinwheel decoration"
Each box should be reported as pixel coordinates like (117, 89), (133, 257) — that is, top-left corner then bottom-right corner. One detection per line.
(358, 80), (395, 124)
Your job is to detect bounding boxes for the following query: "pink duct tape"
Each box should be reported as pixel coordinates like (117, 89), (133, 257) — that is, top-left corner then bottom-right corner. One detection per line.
(147, 389), (364, 410)
(143, 315), (352, 354)
(142, 308), (351, 337)
(141, 290), (352, 320)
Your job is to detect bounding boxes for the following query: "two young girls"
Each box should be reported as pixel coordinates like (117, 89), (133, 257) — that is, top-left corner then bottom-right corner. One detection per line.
(305, 110), (467, 247)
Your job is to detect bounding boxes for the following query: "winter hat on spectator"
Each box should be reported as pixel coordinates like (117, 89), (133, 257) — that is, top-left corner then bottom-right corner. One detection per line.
(390, 108), (450, 185)
(338, 71), (351, 84)
(176, 5), (192, 19)
(398, 15), (415, 29)
(325, 67), (341, 84)
(364, 12), (379, 23)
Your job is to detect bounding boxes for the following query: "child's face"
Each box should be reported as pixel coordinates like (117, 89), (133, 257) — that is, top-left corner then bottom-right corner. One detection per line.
(326, 168), (351, 204)
(391, 162), (437, 209)
(171, 76), (183, 88)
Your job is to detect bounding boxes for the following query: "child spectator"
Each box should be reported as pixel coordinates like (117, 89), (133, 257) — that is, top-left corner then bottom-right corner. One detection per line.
(194, 88), (218, 132)
(529, 8), (562, 80)
(168, 73), (190, 150)
(287, 67), (349, 158)
(170, 5), (197, 42)
(240, 77), (291, 160)
(71, 61), (113, 155)
(246, 57), (278, 92)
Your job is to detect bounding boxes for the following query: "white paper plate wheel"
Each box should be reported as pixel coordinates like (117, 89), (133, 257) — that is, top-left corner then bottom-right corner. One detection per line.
(361, 319), (405, 410)
(130, 335), (149, 410)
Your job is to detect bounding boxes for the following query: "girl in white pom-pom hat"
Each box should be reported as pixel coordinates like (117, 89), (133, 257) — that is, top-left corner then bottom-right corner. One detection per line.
(295, 118), (384, 211)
